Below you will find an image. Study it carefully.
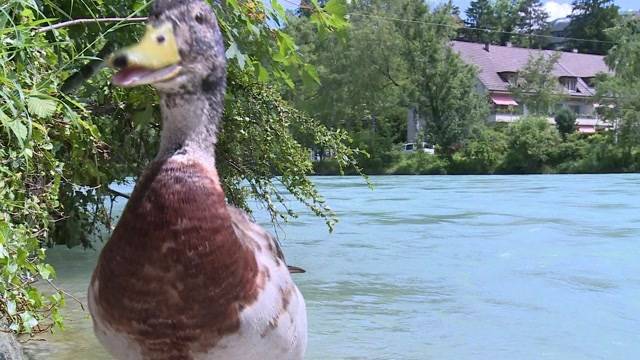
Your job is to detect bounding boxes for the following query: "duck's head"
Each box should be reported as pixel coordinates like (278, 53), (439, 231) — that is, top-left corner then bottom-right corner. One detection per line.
(108, 0), (226, 94)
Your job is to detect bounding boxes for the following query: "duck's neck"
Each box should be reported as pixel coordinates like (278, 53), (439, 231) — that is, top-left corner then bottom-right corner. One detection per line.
(157, 82), (225, 161)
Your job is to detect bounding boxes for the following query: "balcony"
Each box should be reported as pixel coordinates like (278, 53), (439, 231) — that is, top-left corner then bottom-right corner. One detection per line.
(488, 113), (522, 123)
(487, 112), (613, 132)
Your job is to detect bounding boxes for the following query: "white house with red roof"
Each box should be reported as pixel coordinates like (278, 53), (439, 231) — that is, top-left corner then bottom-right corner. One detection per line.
(407, 41), (614, 143)
(451, 41), (612, 133)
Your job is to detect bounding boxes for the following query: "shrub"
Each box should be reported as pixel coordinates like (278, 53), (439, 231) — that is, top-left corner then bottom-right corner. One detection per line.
(555, 108), (578, 138)
(451, 126), (508, 174)
(502, 116), (562, 173)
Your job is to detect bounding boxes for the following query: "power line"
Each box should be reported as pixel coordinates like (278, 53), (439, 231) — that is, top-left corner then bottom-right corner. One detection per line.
(349, 12), (617, 45)
(274, 0), (617, 46)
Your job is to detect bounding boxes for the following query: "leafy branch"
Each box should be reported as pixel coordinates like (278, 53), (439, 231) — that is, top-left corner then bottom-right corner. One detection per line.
(35, 17), (147, 33)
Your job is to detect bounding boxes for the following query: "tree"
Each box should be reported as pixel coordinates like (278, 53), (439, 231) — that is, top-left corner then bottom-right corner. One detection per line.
(465, 0), (497, 43)
(555, 108), (578, 138)
(287, 0), (407, 132)
(493, 0), (520, 45)
(458, 126), (508, 174)
(596, 17), (640, 147)
(514, 0), (550, 48)
(400, 1), (489, 154)
(286, 0), (411, 165)
(509, 53), (563, 116)
(504, 116), (562, 173)
(565, 0), (620, 54)
(298, 0), (329, 17)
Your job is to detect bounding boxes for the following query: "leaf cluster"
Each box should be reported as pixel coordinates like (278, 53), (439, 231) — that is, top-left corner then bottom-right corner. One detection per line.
(1, 0), (357, 334)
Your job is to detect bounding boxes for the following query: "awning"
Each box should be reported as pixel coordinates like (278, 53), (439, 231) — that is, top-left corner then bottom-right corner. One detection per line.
(578, 126), (596, 134)
(491, 94), (518, 106)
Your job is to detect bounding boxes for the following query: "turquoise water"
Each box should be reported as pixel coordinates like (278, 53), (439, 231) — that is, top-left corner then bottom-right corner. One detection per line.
(23, 175), (640, 359)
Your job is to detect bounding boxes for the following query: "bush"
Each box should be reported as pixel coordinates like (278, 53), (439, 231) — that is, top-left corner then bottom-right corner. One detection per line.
(563, 133), (640, 173)
(450, 126), (508, 174)
(554, 108), (578, 138)
(502, 117), (562, 173)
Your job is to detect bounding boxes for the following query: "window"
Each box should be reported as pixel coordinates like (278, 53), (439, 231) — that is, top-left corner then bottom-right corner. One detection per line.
(560, 77), (577, 92)
(498, 72), (518, 86)
(582, 77), (595, 88)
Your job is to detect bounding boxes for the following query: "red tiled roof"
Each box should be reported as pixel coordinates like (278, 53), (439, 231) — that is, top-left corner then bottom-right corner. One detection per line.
(450, 41), (610, 96)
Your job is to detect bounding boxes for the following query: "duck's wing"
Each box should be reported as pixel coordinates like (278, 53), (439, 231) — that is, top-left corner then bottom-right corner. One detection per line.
(227, 206), (305, 274)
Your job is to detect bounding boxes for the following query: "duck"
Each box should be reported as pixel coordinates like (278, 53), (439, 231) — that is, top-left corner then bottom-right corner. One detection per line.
(88, 1), (307, 359)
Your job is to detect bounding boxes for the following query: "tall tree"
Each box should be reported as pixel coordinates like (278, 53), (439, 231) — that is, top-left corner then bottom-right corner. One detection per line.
(401, 1), (489, 153)
(465, 0), (497, 43)
(596, 17), (640, 146)
(493, 0), (520, 45)
(287, 0), (408, 152)
(514, 0), (550, 48)
(510, 53), (563, 115)
(565, 0), (620, 54)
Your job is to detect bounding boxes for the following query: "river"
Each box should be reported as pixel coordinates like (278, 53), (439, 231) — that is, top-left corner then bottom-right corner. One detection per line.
(23, 175), (640, 359)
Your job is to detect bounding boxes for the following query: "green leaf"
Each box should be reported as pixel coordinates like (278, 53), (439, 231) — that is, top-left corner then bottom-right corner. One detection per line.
(7, 300), (16, 316)
(7, 262), (18, 274)
(2, 116), (28, 146)
(36, 264), (55, 280)
(325, 0), (347, 18)
(271, 0), (287, 20)
(302, 64), (320, 87)
(20, 312), (38, 333)
(133, 0), (147, 11)
(225, 41), (247, 69)
(27, 96), (57, 119)
(256, 63), (269, 82)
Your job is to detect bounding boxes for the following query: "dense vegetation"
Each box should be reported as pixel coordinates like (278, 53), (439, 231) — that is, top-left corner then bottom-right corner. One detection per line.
(285, 0), (640, 176)
(0, 0), (356, 334)
(317, 118), (640, 176)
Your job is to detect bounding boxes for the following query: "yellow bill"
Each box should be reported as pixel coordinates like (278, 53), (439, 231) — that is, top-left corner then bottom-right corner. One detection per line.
(108, 23), (182, 87)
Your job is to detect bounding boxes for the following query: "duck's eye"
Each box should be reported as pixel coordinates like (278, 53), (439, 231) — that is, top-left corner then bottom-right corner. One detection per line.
(195, 13), (205, 24)
(157, 35), (166, 44)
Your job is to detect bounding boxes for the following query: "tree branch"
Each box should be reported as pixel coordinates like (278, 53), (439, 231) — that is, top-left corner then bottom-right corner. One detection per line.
(46, 279), (85, 312)
(36, 17), (147, 33)
(106, 187), (131, 199)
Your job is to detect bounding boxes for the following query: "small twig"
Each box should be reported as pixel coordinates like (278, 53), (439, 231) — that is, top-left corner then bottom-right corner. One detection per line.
(107, 187), (131, 199)
(36, 17), (147, 33)
(46, 280), (85, 312)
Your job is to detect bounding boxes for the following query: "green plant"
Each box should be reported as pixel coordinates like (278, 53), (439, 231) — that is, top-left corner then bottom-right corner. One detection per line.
(555, 108), (578, 138)
(502, 116), (562, 173)
(453, 126), (508, 174)
(1, 0), (356, 334)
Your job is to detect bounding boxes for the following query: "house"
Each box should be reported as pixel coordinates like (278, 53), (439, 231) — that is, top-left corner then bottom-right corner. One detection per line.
(407, 41), (612, 142)
(451, 41), (612, 133)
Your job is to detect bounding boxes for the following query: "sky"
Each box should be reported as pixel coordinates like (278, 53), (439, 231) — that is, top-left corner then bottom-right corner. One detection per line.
(448, 0), (639, 20)
(275, 0), (638, 21)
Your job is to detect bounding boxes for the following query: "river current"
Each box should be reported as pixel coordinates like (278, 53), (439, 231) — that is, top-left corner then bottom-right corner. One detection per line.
(23, 175), (640, 359)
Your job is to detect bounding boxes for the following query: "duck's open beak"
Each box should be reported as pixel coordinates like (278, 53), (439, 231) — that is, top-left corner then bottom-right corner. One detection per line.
(108, 23), (182, 87)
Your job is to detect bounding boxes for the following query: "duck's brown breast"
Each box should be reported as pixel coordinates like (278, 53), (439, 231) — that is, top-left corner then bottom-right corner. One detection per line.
(92, 157), (259, 358)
